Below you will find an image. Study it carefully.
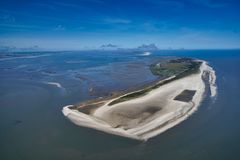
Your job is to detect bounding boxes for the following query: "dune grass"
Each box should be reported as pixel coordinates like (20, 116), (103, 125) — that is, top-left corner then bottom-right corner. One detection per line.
(108, 58), (201, 106)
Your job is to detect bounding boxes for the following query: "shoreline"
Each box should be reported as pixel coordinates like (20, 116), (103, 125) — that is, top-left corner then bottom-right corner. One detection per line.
(62, 60), (217, 141)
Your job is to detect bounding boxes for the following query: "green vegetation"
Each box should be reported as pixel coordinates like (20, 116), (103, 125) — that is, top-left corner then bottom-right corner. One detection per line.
(150, 58), (199, 77)
(108, 58), (202, 106)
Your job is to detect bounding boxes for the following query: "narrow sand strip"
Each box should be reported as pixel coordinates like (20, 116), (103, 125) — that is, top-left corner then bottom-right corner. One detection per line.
(44, 82), (63, 89)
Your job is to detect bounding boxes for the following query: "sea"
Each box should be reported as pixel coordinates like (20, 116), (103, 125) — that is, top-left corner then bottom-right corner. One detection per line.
(0, 50), (240, 160)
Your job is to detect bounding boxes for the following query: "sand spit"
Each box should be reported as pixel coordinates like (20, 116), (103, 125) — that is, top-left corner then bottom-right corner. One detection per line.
(44, 82), (65, 90)
(62, 60), (217, 141)
(139, 52), (152, 56)
(0, 54), (50, 61)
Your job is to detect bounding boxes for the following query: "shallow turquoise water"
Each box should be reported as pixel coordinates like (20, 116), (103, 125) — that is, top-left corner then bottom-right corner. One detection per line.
(0, 50), (240, 160)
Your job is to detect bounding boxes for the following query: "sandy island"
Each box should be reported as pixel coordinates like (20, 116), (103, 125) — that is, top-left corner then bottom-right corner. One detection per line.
(62, 59), (217, 141)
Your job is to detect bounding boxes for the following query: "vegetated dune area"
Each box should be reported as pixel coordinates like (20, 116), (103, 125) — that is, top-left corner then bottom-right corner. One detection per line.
(62, 57), (217, 141)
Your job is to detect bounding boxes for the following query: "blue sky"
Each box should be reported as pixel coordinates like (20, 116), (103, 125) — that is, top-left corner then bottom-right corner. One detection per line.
(0, 0), (240, 50)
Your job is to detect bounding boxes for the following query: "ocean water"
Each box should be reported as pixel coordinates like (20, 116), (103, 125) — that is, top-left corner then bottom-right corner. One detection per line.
(0, 50), (240, 160)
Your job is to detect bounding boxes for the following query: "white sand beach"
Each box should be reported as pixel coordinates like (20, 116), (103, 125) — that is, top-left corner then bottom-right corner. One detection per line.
(62, 60), (217, 141)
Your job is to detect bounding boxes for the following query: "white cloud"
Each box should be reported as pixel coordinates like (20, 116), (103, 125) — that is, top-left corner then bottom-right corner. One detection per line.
(0, 14), (15, 23)
(54, 25), (65, 31)
(103, 18), (132, 24)
(190, 0), (228, 8)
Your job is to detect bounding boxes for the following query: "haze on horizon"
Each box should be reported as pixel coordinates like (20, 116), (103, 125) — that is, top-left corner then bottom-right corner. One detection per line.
(0, 0), (240, 51)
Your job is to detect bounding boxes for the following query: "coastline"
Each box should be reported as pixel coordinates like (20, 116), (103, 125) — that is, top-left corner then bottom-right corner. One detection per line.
(62, 60), (217, 141)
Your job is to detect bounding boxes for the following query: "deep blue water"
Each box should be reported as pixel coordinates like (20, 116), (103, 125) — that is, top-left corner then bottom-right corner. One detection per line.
(0, 50), (240, 160)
